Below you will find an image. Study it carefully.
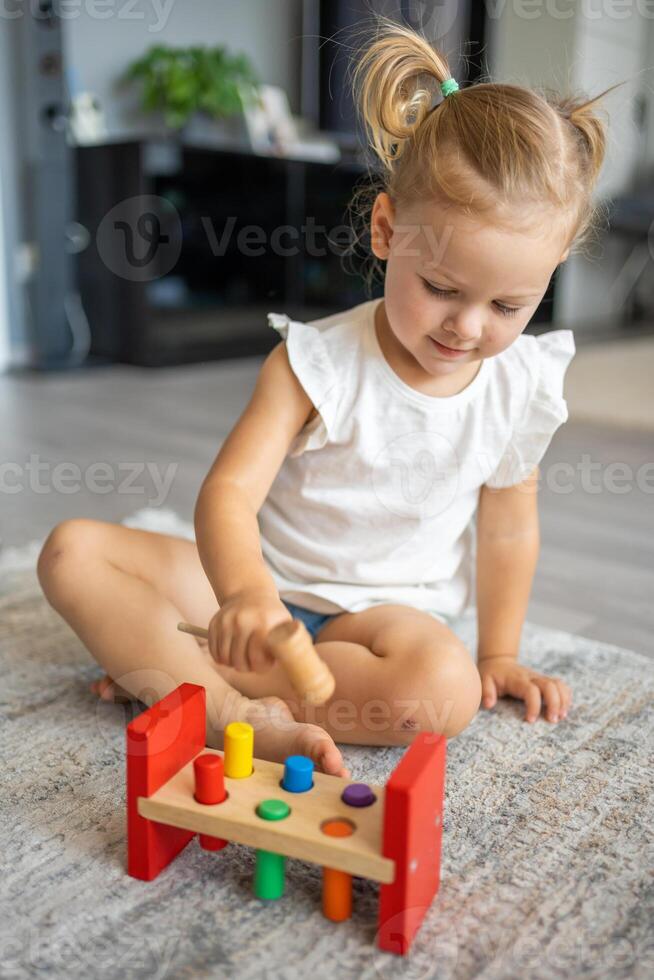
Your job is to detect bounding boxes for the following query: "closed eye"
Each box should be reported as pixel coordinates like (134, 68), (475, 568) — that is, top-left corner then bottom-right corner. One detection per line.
(420, 277), (521, 319)
(493, 302), (520, 319)
(421, 278), (456, 299)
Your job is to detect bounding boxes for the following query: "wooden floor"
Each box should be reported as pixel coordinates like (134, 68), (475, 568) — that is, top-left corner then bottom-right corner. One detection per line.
(1, 356), (652, 660)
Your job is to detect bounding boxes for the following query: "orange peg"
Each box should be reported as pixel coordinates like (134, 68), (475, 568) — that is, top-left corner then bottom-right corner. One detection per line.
(321, 819), (355, 922)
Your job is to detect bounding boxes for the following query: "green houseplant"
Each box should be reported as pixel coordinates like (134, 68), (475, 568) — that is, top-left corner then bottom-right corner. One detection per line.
(122, 44), (259, 129)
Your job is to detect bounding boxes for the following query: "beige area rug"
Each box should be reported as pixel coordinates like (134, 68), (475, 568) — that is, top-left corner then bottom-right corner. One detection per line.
(565, 335), (654, 430)
(1, 508), (653, 979)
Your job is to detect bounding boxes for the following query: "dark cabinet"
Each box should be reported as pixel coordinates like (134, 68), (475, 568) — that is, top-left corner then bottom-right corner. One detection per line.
(76, 140), (381, 366)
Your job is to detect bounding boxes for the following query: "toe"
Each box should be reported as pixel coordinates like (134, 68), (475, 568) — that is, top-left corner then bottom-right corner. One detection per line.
(90, 676), (110, 698)
(315, 739), (346, 778)
(99, 678), (115, 701)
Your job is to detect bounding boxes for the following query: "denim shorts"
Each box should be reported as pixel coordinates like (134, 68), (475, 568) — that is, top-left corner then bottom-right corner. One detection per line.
(281, 599), (342, 641)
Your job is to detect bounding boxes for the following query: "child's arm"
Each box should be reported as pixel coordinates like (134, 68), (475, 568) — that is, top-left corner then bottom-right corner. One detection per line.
(475, 466), (572, 724)
(476, 466), (540, 662)
(194, 341), (317, 671)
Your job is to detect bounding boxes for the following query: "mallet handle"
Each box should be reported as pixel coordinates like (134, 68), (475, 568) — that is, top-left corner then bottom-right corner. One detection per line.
(178, 622), (208, 640)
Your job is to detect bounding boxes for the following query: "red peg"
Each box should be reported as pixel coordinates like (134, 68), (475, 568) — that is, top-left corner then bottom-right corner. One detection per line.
(194, 753), (226, 804)
(193, 753), (228, 852)
(199, 833), (227, 851)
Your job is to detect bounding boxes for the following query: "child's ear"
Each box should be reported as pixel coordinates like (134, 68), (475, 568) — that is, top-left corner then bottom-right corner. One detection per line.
(370, 192), (395, 260)
(559, 246), (571, 264)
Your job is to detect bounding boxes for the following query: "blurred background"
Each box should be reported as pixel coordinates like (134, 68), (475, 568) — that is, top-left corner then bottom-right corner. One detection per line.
(0, 0), (652, 653)
(2, 0), (654, 370)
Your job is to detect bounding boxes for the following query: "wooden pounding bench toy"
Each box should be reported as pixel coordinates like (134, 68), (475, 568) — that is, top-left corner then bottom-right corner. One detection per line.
(126, 683), (447, 955)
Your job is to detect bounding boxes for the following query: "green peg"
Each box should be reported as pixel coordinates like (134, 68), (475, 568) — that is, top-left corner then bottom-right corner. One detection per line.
(253, 799), (291, 900)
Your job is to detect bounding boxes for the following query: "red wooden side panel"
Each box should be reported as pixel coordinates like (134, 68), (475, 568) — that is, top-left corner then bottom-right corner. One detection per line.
(126, 683), (206, 880)
(377, 733), (447, 955)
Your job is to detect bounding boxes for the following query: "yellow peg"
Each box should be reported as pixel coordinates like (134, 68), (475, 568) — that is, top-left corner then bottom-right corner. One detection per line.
(224, 721), (254, 778)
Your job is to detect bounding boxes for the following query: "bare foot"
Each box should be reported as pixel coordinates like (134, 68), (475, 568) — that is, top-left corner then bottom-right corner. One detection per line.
(90, 679), (351, 781)
(89, 675), (133, 703)
(232, 695), (351, 780)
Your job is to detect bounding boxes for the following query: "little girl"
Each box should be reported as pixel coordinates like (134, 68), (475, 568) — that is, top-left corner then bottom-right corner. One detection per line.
(38, 23), (609, 778)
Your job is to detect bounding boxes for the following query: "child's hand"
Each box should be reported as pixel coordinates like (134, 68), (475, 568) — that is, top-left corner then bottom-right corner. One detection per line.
(477, 656), (572, 724)
(208, 590), (292, 674)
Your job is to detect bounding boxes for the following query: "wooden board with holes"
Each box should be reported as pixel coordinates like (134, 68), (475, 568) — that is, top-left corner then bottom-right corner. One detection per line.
(138, 748), (395, 882)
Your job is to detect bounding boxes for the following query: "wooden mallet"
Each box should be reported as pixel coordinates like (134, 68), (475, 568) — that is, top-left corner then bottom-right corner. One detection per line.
(177, 619), (336, 706)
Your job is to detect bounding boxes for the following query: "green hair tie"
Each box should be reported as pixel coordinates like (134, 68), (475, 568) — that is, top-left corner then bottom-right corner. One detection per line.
(440, 77), (459, 98)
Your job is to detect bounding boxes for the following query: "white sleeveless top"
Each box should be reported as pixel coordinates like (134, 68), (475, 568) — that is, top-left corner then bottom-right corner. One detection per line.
(257, 298), (575, 620)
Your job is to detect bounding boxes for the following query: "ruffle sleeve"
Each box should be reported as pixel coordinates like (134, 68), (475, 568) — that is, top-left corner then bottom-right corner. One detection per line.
(485, 329), (576, 489)
(267, 312), (341, 457)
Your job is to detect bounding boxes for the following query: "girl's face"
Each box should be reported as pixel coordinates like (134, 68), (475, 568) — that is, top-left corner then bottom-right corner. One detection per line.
(371, 193), (571, 382)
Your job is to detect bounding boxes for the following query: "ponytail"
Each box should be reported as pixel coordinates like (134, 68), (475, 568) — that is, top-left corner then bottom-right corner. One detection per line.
(352, 20), (452, 171)
(555, 89), (618, 185)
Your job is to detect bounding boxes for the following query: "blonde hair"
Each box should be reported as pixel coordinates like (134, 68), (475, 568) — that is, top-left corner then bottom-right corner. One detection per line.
(345, 18), (618, 291)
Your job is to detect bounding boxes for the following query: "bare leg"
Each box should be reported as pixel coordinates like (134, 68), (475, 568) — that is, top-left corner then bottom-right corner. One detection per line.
(37, 523), (351, 777)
